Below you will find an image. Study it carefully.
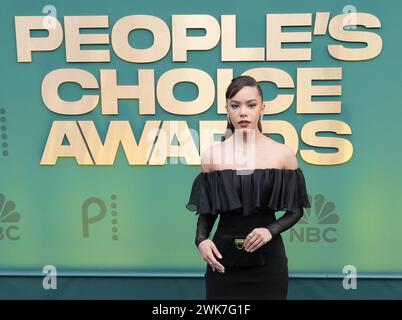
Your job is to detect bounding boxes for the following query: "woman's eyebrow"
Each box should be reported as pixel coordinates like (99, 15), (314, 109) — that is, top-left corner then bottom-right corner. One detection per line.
(231, 99), (257, 103)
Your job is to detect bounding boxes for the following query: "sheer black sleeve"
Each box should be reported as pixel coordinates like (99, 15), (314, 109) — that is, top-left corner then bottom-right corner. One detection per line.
(265, 208), (304, 238)
(195, 213), (218, 248)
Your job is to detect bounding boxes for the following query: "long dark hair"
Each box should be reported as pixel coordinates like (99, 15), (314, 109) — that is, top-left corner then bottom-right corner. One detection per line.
(221, 75), (264, 142)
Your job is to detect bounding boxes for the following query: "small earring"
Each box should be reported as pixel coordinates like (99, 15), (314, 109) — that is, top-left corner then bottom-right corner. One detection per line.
(260, 113), (264, 121)
(227, 115), (232, 125)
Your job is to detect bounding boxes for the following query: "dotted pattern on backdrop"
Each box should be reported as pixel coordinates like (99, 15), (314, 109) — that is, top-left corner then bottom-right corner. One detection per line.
(0, 108), (7, 157)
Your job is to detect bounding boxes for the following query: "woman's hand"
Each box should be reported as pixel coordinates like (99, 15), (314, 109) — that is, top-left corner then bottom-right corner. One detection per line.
(197, 239), (225, 273)
(244, 227), (272, 252)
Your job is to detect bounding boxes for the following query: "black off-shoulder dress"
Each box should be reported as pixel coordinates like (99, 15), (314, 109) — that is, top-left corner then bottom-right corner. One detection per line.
(186, 168), (311, 300)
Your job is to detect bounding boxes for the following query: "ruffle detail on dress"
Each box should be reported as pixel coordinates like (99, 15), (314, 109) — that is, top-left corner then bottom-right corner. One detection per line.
(185, 168), (311, 216)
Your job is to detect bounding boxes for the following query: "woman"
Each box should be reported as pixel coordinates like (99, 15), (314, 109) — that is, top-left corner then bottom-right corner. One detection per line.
(186, 75), (311, 300)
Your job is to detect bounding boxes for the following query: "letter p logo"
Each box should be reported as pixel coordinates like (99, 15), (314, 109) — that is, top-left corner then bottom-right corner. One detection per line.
(82, 197), (107, 238)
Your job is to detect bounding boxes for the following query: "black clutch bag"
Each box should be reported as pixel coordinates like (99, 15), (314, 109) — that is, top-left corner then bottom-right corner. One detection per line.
(213, 234), (265, 267)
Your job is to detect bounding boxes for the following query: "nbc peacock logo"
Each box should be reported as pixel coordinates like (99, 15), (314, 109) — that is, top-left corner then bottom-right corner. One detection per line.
(0, 193), (21, 240)
(290, 194), (339, 243)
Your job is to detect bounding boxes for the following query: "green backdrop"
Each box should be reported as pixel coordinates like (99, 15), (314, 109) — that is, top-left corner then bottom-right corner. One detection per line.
(0, 0), (401, 280)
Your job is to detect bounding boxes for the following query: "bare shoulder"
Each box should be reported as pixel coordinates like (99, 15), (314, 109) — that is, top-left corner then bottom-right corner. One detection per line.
(279, 143), (299, 170)
(200, 143), (219, 173)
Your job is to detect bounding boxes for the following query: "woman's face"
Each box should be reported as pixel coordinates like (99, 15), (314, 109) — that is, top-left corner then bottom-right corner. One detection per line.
(226, 85), (265, 131)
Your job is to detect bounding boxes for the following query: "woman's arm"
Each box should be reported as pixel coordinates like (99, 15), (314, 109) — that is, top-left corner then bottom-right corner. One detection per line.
(265, 144), (304, 237)
(195, 213), (218, 248)
(194, 146), (218, 247)
(265, 208), (304, 238)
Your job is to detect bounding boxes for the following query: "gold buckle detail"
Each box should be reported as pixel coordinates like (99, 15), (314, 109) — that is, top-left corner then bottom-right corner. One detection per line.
(234, 238), (245, 250)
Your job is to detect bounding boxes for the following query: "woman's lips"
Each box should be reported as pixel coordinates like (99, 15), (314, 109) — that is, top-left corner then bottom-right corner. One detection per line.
(238, 121), (250, 127)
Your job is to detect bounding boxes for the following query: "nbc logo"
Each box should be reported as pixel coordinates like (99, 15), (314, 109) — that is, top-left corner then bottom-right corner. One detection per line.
(0, 193), (21, 240)
(290, 194), (339, 243)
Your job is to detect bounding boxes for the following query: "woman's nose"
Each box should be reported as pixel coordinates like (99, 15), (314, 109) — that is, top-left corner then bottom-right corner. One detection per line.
(240, 107), (248, 116)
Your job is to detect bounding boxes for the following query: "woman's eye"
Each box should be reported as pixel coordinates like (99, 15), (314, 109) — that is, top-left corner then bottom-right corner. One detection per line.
(230, 104), (256, 108)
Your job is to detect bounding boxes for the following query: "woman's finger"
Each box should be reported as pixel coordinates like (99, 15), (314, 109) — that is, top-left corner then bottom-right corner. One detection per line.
(245, 235), (260, 250)
(208, 255), (225, 272)
(206, 257), (216, 272)
(245, 231), (255, 245)
(211, 244), (222, 259)
(248, 237), (263, 252)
